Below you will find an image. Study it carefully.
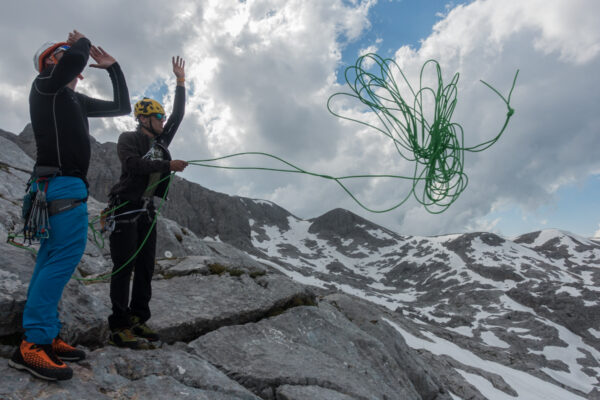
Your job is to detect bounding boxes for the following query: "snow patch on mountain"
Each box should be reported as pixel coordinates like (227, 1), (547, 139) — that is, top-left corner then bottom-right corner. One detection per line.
(247, 211), (600, 397)
(384, 318), (587, 400)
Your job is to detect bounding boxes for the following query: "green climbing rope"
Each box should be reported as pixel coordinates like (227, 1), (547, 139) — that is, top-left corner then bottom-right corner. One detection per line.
(188, 54), (518, 214)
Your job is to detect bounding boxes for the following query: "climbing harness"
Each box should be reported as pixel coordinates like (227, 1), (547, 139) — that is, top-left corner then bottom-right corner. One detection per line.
(9, 166), (87, 252)
(80, 173), (174, 282)
(94, 199), (151, 248)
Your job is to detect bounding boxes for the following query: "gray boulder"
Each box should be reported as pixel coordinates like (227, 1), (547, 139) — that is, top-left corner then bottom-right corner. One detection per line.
(189, 304), (449, 400)
(322, 293), (450, 400)
(149, 274), (314, 343)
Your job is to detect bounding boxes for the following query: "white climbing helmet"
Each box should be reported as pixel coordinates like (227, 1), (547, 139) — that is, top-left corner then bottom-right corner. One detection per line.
(33, 41), (70, 72)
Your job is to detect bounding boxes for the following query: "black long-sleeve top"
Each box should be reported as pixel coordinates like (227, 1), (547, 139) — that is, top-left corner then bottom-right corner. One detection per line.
(109, 85), (185, 203)
(29, 38), (131, 182)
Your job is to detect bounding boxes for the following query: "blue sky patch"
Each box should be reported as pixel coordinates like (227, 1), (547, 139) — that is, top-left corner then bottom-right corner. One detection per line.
(337, 0), (469, 83)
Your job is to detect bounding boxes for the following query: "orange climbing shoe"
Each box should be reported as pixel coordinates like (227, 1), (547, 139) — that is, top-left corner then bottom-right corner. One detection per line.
(8, 339), (73, 381)
(52, 337), (86, 361)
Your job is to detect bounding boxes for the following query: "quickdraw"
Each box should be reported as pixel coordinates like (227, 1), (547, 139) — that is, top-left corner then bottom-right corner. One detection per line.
(23, 177), (51, 243)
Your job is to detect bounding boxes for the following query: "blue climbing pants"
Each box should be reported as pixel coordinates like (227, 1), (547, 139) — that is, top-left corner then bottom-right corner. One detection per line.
(22, 176), (88, 344)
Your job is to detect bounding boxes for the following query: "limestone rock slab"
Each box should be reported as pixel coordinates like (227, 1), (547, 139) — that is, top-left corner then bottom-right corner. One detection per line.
(190, 305), (424, 400)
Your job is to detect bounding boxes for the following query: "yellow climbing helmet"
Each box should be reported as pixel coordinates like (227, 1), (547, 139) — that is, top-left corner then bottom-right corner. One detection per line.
(134, 98), (165, 118)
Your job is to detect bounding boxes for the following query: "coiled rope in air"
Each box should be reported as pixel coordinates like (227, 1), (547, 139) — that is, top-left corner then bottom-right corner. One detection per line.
(188, 54), (518, 213)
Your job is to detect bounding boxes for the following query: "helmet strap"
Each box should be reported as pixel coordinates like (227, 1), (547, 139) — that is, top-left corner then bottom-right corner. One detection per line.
(140, 117), (161, 138)
(149, 123), (161, 137)
(46, 54), (58, 68)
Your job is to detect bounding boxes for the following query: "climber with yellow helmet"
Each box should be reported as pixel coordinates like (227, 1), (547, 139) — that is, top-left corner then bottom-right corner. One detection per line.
(106, 56), (188, 349)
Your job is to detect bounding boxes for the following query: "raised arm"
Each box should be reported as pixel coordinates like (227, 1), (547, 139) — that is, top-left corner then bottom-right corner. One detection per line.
(34, 32), (90, 93)
(159, 56), (186, 147)
(79, 46), (131, 117)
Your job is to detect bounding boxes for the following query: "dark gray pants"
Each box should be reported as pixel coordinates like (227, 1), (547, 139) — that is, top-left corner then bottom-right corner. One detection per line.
(108, 201), (156, 331)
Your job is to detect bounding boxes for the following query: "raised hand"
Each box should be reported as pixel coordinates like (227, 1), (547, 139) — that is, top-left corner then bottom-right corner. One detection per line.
(90, 46), (116, 69)
(172, 56), (185, 79)
(67, 30), (86, 45)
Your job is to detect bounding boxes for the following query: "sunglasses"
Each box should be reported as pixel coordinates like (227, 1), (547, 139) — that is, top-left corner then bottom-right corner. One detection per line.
(153, 113), (166, 121)
(53, 45), (70, 55)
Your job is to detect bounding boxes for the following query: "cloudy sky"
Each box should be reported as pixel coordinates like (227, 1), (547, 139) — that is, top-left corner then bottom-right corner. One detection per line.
(1, 0), (599, 238)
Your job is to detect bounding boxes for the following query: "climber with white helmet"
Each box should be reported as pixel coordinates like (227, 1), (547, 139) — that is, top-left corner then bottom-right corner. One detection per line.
(9, 30), (131, 381)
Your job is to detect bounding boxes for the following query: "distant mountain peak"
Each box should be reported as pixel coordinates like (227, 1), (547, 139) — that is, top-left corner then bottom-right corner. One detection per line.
(309, 208), (395, 237)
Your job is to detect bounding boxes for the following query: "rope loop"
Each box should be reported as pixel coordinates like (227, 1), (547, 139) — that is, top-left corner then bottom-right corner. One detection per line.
(191, 54), (518, 213)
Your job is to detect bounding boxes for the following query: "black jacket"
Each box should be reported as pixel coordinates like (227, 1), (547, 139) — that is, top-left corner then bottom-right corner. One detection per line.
(30, 38), (131, 182)
(109, 85), (185, 203)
